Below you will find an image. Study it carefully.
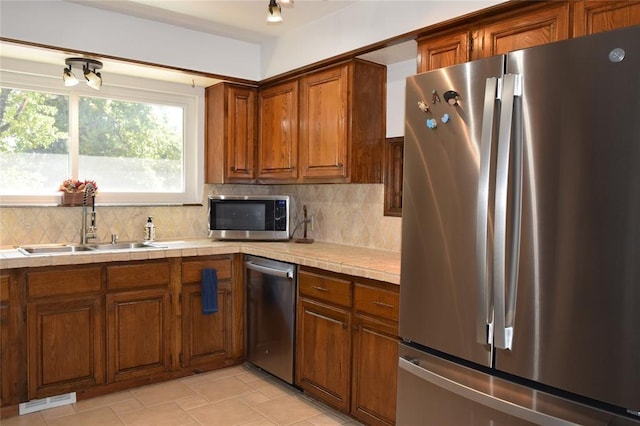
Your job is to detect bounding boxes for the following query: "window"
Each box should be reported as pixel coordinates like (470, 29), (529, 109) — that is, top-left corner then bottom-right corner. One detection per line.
(0, 59), (203, 205)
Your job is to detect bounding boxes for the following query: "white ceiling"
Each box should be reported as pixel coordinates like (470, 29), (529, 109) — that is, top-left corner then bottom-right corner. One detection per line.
(67, 0), (361, 44)
(1, 0), (416, 86)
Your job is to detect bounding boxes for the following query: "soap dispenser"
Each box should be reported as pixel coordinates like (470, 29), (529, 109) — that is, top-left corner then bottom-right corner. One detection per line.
(144, 216), (156, 241)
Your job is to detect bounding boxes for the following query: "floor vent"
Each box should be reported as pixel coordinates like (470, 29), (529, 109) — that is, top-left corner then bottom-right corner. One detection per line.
(19, 392), (76, 415)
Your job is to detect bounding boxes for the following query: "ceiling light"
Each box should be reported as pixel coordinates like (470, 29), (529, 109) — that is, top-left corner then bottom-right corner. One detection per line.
(267, 0), (282, 23)
(63, 58), (103, 90)
(62, 66), (78, 87)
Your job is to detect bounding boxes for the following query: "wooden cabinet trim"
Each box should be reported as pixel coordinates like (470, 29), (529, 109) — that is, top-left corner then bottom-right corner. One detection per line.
(27, 267), (102, 299)
(107, 261), (170, 291)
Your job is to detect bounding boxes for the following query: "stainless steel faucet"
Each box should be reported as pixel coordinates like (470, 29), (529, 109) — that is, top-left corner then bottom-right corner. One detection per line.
(80, 183), (97, 244)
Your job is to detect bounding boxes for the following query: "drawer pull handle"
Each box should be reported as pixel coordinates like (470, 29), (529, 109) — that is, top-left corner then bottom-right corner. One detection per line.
(373, 301), (395, 309)
(312, 286), (329, 292)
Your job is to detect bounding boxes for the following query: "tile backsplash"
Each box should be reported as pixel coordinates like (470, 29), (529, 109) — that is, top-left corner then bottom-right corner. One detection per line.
(0, 184), (402, 252)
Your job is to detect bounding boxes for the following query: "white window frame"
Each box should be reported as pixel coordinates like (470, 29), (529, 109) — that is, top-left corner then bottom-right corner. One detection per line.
(0, 58), (204, 206)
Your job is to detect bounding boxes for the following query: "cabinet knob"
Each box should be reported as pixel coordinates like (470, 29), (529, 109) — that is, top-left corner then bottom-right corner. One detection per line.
(230, 166), (236, 172)
(337, 163), (343, 168)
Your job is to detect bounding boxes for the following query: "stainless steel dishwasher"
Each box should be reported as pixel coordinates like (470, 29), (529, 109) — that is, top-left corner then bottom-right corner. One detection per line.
(244, 255), (296, 384)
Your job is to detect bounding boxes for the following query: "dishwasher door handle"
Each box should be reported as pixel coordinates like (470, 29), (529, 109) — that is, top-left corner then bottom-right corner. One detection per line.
(244, 261), (294, 279)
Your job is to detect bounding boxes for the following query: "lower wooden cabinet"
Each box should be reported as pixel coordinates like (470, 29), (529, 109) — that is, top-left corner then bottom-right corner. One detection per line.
(352, 315), (398, 426)
(296, 267), (399, 424)
(181, 257), (237, 370)
(106, 288), (171, 383)
(26, 267), (104, 399)
(4, 254), (242, 412)
(296, 298), (352, 411)
(106, 261), (172, 383)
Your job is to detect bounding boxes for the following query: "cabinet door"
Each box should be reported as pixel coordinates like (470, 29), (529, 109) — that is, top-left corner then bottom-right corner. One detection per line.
(205, 83), (257, 183)
(181, 282), (232, 369)
(0, 275), (8, 406)
(351, 316), (399, 426)
(473, 3), (570, 59)
(106, 289), (171, 383)
(27, 297), (104, 399)
(417, 31), (470, 73)
(227, 86), (257, 181)
(296, 298), (351, 411)
(299, 65), (349, 180)
(573, 0), (640, 37)
(258, 80), (298, 180)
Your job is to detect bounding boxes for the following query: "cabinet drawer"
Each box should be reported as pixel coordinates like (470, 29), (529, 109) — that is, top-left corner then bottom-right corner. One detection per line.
(27, 267), (102, 298)
(299, 270), (352, 308)
(354, 283), (399, 322)
(182, 258), (232, 283)
(107, 262), (170, 290)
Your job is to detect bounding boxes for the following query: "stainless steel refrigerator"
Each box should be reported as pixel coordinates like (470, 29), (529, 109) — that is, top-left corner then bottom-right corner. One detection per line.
(397, 25), (640, 425)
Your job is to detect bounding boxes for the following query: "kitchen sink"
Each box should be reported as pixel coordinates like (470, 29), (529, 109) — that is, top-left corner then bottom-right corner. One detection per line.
(17, 244), (94, 254)
(17, 241), (165, 255)
(87, 242), (151, 250)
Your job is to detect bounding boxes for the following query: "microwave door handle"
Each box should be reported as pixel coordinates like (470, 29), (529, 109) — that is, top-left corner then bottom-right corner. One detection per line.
(476, 77), (499, 345)
(493, 73), (522, 351)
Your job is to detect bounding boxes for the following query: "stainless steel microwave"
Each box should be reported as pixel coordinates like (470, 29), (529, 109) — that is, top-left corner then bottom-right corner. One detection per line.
(208, 195), (290, 241)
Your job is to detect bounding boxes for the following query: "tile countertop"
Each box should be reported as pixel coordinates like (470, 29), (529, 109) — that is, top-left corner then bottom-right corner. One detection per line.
(0, 239), (401, 285)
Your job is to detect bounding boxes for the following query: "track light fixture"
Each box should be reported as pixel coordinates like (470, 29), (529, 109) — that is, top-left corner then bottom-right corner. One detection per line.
(267, 0), (282, 23)
(267, 0), (293, 23)
(63, 58), (103, 90)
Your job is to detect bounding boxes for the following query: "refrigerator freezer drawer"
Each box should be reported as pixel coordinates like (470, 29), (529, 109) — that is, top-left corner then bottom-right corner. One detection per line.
(396, 344), (639, 426)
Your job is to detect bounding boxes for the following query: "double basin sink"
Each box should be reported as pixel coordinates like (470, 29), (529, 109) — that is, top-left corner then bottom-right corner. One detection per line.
(17, 241), (165, 255)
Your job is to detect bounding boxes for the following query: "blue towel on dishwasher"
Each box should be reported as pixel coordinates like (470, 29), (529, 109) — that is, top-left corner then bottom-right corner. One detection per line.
(201, 268), (218, 314)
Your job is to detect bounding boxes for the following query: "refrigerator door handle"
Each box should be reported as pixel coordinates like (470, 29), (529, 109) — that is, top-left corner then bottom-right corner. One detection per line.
(493, 73), (523, 350)
(476, 76), (500, 345)
(398, 357), (580, 426)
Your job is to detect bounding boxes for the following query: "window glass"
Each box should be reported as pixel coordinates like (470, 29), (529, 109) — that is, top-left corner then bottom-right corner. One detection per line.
(0, 88), (70, 194)
(78, 97), (184, 192)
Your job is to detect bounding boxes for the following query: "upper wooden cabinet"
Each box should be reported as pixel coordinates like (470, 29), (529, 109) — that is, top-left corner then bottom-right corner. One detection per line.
(472, 2), (570, 60)
(299, 60), (386, 183)
(417, 30), (470, 73)
(257, 80), (299, 181)
(573, 0), (640, 37)
(417, 2), (571, 73)
(205, 83), (257, 184)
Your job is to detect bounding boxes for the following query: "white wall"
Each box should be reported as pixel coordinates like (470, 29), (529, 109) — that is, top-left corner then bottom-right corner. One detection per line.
(386, 59), (416, 137)
(0, 0), (262, 81)
(0, 0), (506, 81)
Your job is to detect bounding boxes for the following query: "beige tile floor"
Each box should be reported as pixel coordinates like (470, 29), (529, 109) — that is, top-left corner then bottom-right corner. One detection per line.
(1, 364), (363, 426)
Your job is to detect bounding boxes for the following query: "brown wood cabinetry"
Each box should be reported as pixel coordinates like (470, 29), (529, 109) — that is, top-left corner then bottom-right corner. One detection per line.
(573, 0), (640, 37)
(257, 80), (299, 181)
(417, 30), (470, 73)
(351, 282), (399, 426)
(26, 267), (104, 399)
(472, 2), (570, 60)
(297, 269), (353, 411)
(205, 83), (257, 183)
(299, 60), (386, 183)
(181, 256), (242, 370)
(296, 267), (399, 424)
(0, 275), (9, 407)
(1, 273), (23, 413)
(417, 2), (571, 73)
(257, 59), (386, 184)
(105, 262), (171, 383)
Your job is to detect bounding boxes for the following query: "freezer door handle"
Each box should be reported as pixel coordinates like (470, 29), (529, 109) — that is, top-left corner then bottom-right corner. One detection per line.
(244, 261), (293, 279)
(494, 73), (523, 350)
(476, 76), (500, 345)
(398, 357), (581, 426)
